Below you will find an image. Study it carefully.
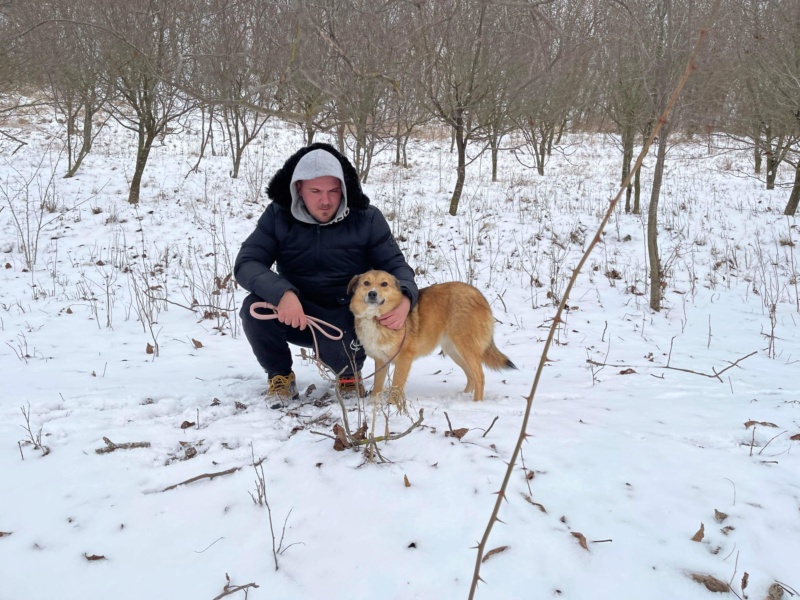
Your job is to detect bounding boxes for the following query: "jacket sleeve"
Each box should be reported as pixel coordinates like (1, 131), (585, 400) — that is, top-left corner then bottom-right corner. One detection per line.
(366, 209), (419, 307)
(234, 204), (298, 305)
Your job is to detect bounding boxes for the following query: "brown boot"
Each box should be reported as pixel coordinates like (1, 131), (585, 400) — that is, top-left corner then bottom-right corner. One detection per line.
(336, 373), (365, 398)
(267, 372), (299, 405)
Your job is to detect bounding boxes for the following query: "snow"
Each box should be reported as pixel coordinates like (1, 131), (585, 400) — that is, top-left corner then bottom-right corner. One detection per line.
(1, 113), (798, 600)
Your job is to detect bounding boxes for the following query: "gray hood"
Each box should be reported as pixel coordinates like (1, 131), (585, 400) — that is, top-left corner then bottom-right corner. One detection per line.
(289, 149), (349, 225)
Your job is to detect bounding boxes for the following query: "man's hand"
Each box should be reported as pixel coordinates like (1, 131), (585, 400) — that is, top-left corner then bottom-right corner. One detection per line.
(276, 291), (307, 330)
(378, 295), (411, 330)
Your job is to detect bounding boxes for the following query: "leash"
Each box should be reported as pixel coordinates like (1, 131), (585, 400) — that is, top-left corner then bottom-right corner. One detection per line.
(249, 302), (344, 379)
(249, 301), (407, 385)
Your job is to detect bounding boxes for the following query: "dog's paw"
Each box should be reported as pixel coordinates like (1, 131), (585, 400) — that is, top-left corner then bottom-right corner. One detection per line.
(387, 387), (408, 415)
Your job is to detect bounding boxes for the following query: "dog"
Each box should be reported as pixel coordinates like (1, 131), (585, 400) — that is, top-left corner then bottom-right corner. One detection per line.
(348, 270), (516, 403)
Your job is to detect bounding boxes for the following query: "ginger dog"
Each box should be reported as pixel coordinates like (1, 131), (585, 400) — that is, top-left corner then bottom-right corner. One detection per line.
(348, 270), (516, 403)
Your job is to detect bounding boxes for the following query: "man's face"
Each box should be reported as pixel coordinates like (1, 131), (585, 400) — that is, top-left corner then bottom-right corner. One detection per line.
(297, 176), (342, 223)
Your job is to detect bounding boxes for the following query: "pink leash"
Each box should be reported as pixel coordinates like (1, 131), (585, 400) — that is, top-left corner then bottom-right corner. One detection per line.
(249, 301), (345, 371)
(248, 301), (406, 384)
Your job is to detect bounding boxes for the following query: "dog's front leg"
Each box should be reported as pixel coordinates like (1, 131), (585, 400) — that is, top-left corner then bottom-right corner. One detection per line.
(370, 359), (388, 399)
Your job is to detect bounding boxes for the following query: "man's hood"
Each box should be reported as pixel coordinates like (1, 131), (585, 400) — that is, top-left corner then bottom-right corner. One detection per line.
(265, 143), (370, 224)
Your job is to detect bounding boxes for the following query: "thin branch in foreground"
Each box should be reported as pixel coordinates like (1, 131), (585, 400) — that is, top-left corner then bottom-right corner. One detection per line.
(467, 2), (723, 596)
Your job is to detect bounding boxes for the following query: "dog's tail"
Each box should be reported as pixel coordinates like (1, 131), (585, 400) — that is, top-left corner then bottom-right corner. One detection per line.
(483, 341), (517, 371)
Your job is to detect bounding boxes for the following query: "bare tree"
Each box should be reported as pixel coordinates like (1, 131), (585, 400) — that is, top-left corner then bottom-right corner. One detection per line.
(723, 0), (800, 214)
(101, 0), (195, 204)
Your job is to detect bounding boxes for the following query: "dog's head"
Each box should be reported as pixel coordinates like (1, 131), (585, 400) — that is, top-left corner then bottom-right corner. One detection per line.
(348, 270), (403, 318)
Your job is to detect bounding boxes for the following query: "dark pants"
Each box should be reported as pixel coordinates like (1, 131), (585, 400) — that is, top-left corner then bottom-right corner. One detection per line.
(240, 293), (365, 378)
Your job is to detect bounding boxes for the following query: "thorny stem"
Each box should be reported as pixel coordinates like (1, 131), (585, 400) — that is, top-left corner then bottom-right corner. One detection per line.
(468, 3), (722, 596)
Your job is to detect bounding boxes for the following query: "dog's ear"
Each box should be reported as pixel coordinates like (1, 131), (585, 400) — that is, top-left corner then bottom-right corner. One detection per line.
(347, 274), (362, 295)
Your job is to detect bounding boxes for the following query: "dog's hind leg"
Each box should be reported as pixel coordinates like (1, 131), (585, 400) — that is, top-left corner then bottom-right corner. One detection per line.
(441, 337), (476, 395)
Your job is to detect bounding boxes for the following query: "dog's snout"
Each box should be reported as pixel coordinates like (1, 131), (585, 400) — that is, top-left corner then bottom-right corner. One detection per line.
(367, 290), (378, 300)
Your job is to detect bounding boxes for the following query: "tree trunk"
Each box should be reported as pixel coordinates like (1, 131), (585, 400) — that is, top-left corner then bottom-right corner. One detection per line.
(766, 154), (778, 190)
(490, 131), (499, 182)
(449, 116), (467, 216)
(128, 124), (155, 205)
(785, 162), (800, 216)
(621, 125), (634, 213)
(647, 129), (669, 311)
(633, 161), (642, 215)
(754, 139), (762, 174)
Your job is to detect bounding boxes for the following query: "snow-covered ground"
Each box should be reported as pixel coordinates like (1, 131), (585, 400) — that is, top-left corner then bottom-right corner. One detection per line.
(1, 111), (798, 600)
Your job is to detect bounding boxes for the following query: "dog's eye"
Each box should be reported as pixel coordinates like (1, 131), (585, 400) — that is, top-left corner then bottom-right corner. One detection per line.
(362, 280), (370, 287)
(380, 281), (388, 287)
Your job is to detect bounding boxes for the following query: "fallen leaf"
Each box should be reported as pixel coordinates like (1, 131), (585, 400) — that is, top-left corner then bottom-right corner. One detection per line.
(445, 427), (469, 440)
(84, 553), (107, 561)
(332, 423), (350, 451)
(146, 343), (154, 355)
(522, 494), (547, 513)
(0, 531), (12, 537)
(404, 474), (411, 487)
(66, 307), (73, 314)
(714, 509), (728, 523)
(691, 522), (705, 542)
(720, 525), (735, 536)
(790, 434), (800, 441)
(180, 421), (196, 429)
(741, 572), (749, 591)
(234, 401), (247, 410)
(767, 582), (784, 599)
(191, 338), (203, 349)
(481, 545), (509, 562)
(618, 368), (637, 375)
(571, 531), (589, 551)
(690, 573), (729, 593)
(211, 398), (221, 406)
(184, 447), (197, 460)
(744, 420), (778, 428)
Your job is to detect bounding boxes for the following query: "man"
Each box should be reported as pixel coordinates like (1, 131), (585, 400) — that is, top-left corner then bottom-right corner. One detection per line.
(235, 143), (418, 402)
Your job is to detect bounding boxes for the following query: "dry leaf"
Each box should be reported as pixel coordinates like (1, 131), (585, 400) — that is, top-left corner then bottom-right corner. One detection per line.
(767, 582), (784, 599)
(66, 307), (73, 314)
(571, 531), (589, 550)
(0, 531), (12, 537)
(481, 545), (509, 562)
(744, 420), (778, 429)
(146, 343), (154, 355)
(211, 398), (221, 406)
(714, 509), (728, 523)
(180, 421), (196, 429)
(234, 401), (247, 410)
(720, 525), (735, 536)
(332, 423), (350, 451)
(618, 368), (637, 375)
(191, 338), (203, 349)
(691, 522), (705, 542)
(741, 572), (749, 591)
(84, 553), (107, 561)
(404, 474), (411, 488)
(790, 434), (800, 441)
(522, 494), (547, 513)
(353, 423), (368, 442)
(690, 573), (729, 593)
(445, 427), (469, 440)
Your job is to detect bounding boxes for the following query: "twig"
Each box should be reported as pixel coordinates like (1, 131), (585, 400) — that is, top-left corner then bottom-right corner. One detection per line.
(95, 436), (151, 454)
(444, 411), (456, 436)
(758, 431), (787, 456)
(481, 416), (499, 438)
(212, 577), (260, 600)
(159, 457), (266, 493)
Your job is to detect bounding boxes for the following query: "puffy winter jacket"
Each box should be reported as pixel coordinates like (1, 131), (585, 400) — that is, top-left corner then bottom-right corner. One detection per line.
(234, 143), (418, 308)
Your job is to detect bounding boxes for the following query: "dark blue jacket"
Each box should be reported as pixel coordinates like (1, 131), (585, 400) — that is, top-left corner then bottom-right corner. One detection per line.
(234, 143), (418, 308)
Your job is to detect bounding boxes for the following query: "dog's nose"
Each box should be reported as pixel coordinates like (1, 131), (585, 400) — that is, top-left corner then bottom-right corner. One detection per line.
(367, 290), (378, 300)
